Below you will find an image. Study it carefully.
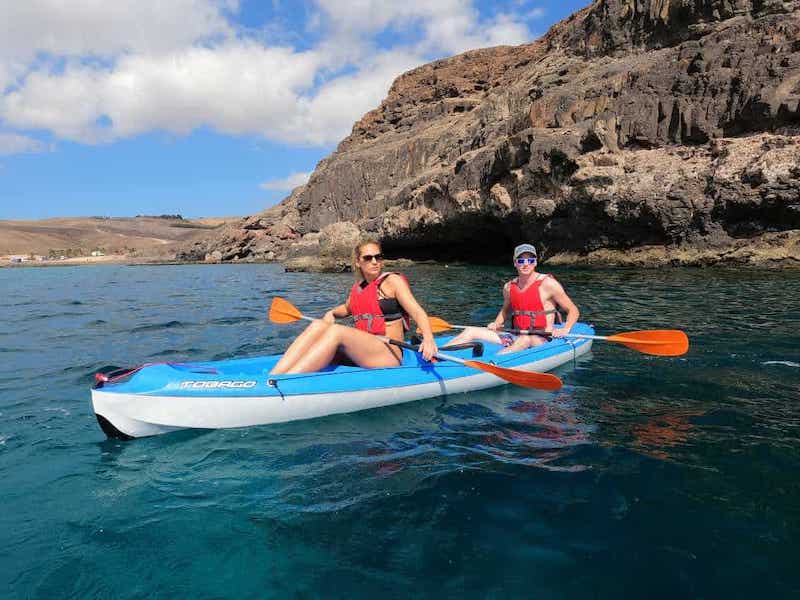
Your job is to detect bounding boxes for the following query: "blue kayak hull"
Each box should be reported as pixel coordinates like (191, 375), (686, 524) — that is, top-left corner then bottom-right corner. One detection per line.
(91, 323), (594, 438)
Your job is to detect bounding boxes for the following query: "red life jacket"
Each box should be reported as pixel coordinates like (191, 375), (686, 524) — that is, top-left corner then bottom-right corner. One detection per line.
(348, 272), (410, 335)
(509, 274), (556, 329)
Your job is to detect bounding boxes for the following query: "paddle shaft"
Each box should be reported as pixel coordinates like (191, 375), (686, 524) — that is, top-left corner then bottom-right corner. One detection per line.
(434, 322), (643, 345)
(560, 333), (671, 345)
(504, 329), (655, 344)
(387, 339), (479, 367)
(558, 333), (608, 341)
(497, 327), (552, 337)
(434, 321), (551, 337)
(467, 323), (683, 349)
(482, 326), (607, 342)
(425, 314), (688, 356)
(293, 313), (469, 364)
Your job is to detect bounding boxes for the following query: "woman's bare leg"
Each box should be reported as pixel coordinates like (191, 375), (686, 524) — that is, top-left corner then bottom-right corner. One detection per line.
(271, 320), (330, 374)
(286, 325), (401, 374)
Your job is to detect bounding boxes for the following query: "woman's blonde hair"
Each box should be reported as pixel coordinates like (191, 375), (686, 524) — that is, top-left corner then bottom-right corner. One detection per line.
(353, 238), (382, 280)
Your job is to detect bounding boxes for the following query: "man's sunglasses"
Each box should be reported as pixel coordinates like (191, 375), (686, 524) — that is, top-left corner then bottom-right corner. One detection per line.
(515, 257), (536, 265)
(361, 253), (383, 262)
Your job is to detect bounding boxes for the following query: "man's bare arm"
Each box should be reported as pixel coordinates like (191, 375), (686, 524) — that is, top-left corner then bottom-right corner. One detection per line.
(489, 282), (512, 330)
(543, 278), (579, 336)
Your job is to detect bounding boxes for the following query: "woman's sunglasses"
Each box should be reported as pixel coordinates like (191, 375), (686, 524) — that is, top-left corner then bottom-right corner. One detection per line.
(361, 253), (383, 262)
(515, 257), (536, 265)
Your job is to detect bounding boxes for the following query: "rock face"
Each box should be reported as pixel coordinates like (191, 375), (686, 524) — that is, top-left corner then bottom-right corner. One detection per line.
(189, 0), (800, 267)
(178, 187), (303, 263)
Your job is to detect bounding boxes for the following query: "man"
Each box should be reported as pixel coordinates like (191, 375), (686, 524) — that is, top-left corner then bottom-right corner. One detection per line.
(448, 243), (580, 353)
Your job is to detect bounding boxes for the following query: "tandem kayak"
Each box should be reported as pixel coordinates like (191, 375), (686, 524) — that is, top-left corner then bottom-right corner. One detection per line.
(91, 322), (594, 439)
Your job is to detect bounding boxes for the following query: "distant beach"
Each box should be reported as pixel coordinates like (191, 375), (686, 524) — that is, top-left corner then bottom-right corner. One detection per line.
(0, 215), (240, 268)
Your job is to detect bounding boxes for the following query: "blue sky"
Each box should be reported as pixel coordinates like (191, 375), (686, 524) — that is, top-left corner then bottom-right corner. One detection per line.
(0, 0), (588, 220)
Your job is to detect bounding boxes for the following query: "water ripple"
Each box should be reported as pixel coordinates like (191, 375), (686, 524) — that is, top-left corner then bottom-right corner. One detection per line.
(130, 320), (193, 332)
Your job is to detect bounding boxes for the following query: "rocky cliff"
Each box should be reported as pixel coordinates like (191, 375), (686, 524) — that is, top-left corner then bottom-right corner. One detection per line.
(181, 0), (800, 267)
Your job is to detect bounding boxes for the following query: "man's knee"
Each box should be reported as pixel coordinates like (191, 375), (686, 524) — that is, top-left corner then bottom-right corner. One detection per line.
(506, 338), (532, 353)
(529, 335), (547, 347)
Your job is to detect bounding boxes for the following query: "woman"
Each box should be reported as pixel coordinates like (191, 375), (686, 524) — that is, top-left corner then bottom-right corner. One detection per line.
(270, 240), (438, 374)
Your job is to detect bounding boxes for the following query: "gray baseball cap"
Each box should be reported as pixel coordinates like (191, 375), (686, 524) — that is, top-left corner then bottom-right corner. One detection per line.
(513, 243), (537, 258)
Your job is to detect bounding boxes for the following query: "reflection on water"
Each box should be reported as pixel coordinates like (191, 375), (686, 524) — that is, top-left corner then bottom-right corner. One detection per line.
(629, 409), (705, 461)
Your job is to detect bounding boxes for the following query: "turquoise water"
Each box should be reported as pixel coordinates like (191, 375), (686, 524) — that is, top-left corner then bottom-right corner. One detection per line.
(1, 263), (798, 598)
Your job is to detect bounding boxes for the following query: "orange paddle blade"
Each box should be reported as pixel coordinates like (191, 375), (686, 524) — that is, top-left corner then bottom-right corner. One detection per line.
(427, 316), (455, 334)
(462, 359), (562, 391)
(606, 330), (689, 356)
(269, 297), (303, 323)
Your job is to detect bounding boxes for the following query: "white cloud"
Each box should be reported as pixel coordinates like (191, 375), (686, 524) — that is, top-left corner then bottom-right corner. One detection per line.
(1, 43), (324, 144)
(0, 133), (48, 155)
(526, 7), (547, 20)
(0, 0), (236, 107)
(483, 13), (533, 47)
(0, 0), (535, 149)
(317, 0), (531, 56)
(0, 0), (234, 63)
(318, 0), (454, 35)
(301, 50), (423, 144)
(260, 171), (312, 191)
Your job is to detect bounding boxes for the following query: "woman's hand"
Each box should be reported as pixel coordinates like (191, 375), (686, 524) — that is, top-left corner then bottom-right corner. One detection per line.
(487, 320), (502, 331)
(551, 327), (570, 338)
(419, 336), (438, 362)
(322, 310), (335, 324)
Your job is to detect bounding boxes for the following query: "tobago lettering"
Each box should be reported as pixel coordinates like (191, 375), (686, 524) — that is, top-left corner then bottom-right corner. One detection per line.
(179, 380), (257, 389)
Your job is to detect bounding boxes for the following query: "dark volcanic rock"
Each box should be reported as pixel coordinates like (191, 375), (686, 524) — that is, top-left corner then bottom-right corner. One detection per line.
(192, 0), (800, 267)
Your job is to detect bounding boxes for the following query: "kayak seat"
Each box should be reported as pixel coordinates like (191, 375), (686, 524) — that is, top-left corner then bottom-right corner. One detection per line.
(439, 341), (484, 357)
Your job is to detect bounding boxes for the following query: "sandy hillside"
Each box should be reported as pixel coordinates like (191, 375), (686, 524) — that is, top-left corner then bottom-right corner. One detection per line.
(0, 216), (239, 258)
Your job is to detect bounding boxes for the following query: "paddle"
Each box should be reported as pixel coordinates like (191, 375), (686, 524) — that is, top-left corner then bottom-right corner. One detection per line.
(425, 317), (551, 337)
(426, 316), (689, 357)
(268, 298), (562, 391)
